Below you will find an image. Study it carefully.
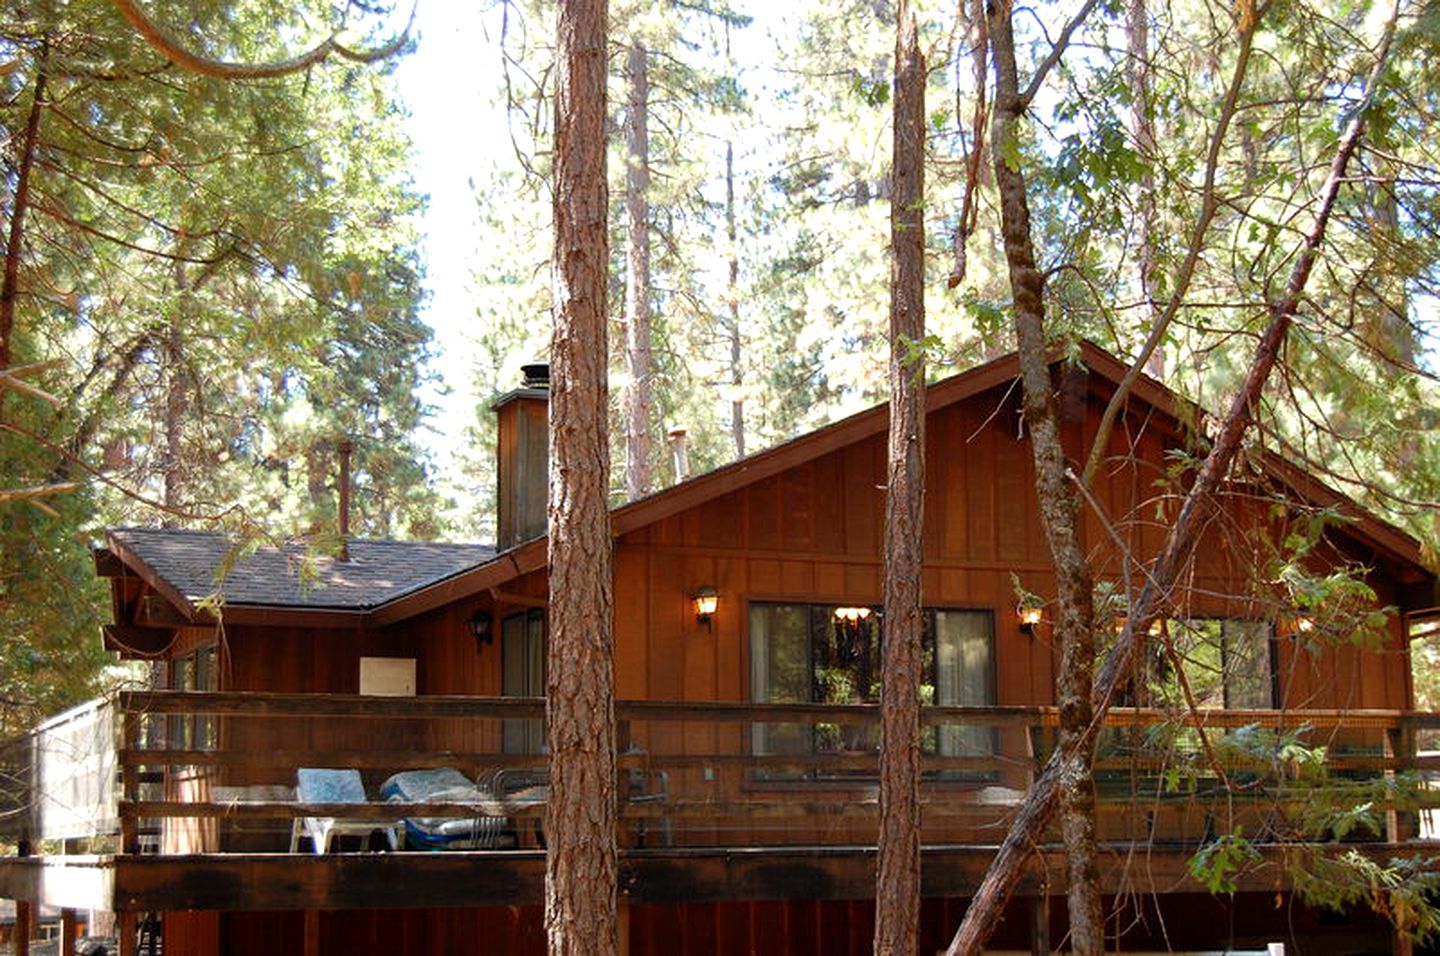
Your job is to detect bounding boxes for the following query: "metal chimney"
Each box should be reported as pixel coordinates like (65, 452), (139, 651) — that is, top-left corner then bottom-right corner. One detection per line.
(337, 439), (353, 562)
(667, 426), (691, 483)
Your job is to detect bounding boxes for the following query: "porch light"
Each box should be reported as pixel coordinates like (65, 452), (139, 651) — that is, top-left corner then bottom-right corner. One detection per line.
(833, 607), (872, 624)
(1293, 615), (1316, 636)
(1017, 603), (1043, 635)
(468, 610), (493, 648)
(693, 586), (719, 625)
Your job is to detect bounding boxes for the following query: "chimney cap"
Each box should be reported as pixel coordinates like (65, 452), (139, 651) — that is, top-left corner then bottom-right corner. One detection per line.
(491, 362), (552, 411)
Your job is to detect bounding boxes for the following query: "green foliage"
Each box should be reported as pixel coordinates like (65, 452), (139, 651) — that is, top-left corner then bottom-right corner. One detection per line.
(1189, 829), (1262, 895)
(1130, 720), (1440, 936)
(1291, 851), (1440, 945)
(1, 0), (439, 734)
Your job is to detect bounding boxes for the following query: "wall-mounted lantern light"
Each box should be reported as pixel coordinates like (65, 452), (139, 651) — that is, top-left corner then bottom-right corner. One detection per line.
(1017, 603), (1043, 635)
(693, 586), (719, 626)
(1290, 614), (1316, 637)
(833, 606), (873, 624)
(468, 610), (493, 649)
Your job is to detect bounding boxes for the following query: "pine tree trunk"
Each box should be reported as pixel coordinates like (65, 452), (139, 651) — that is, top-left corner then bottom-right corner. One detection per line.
(623, 41), (653, 499)
(0, 47), (48, 375)
(546, 0), (617, 954)
(726, 142), (745, 459)
(944, 11), (1393, 951)
(980, 3), (1107, 952)
(1126, 0), (1163, 378)
(162, 292), (187, 521)
(874, 5), (925, 954)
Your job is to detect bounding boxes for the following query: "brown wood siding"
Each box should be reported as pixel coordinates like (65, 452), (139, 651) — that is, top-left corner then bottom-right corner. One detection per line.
(188, 892), (1395, 956)
(160, 374), (1418, 852)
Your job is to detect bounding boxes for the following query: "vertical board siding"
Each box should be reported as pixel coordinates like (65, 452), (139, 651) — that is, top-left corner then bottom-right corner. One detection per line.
(171, 376), (1417, 862)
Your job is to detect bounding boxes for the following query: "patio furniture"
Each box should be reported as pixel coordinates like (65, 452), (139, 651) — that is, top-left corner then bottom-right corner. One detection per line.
(289, 768), (399, 854)
(380, 768), (514, 850)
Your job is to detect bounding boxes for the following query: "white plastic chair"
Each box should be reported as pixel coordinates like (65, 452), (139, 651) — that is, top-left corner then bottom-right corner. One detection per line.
(289, 768), (399, 854)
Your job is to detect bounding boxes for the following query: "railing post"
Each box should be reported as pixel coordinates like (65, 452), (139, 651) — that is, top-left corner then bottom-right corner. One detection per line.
(1390, 716), (1418, 844)
(1384, 723), (1401, 844)
(121, 704), (140, 854)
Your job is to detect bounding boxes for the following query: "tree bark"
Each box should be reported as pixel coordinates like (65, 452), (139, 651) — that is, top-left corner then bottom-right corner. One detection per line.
(1126, 0), (1163, 378)
(623, 41), (653, 499)
(726, 141), (745, 459)
(944, 11), (1396, 952)
(874, 6), (925, 955)
(547, 0), (617, 954)
(0, 45), (48, 376)
(982, 5), (1105, 953)
(162, 310), (186, 521)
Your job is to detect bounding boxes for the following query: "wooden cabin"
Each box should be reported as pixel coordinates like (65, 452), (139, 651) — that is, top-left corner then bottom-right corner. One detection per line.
(2, 342), (1437, 956)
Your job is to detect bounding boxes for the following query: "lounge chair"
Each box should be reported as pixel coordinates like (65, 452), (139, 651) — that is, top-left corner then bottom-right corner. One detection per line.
(380, 768), (515, 850)
(289, 768), (399, 854)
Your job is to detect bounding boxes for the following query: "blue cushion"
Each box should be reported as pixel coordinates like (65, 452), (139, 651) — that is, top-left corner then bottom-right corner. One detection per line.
(296, 768), (367, 804)
(380, 768), (476, 802)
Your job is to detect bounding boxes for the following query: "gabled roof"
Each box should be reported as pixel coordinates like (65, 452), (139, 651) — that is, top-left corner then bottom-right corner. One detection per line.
(100, 342), (1436, 629)
(371, 341), (1434, 624)
(105, 527), (494, 615)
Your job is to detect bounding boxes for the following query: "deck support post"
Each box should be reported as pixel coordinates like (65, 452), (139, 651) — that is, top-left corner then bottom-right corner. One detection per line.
(1028, 894), (1050, 956)
(619, 902), (631, 956)
(15, 838), (32, 956)
(302, 909), (321, 956)
(61, 908), (77, 956)
(119, 911), (138, 956)
(14, 900), (32, 956)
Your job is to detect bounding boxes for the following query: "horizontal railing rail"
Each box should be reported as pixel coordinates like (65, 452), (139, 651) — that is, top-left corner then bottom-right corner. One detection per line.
(12, 692), (1435, 854)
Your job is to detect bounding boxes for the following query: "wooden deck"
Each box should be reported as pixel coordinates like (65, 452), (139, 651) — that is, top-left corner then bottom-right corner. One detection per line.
(4, 691), (1439, 917)
(5, 841), (1434, 915)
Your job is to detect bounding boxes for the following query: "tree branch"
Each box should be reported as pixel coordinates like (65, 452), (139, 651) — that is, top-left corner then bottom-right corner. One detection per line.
(945, 5), (1400, 952)
(1018, 0), (1104, 109)
(1083, 13), (1259, 486)
(109, 0), (415, 80)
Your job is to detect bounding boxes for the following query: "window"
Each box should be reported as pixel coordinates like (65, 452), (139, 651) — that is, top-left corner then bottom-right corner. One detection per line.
(1155, 618), (1275, 710)
(168, 645), (218, 750)
(502, 609), (546, 754)
(749, 603), (995, 778)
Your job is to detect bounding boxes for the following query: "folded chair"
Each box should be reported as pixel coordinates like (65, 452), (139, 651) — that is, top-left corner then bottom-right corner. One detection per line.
(492, 767), (550, 847)
(289, 768), (399, 854)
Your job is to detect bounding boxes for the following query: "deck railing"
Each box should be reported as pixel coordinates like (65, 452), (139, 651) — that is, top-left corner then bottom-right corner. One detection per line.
(1, 698), (120, 844)
(16, 691), (1440, 853)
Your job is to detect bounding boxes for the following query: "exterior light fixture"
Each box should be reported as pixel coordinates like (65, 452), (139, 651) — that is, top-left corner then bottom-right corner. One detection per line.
(693, 586), (719, 625)
(1293, 615), (1316, 636)
(833, 607), (873, 624)
(1017, 603), (1043, 635)
(468, 610), (493, 648)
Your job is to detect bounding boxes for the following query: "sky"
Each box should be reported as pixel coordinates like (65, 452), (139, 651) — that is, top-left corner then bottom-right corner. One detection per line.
(391, 5), (515, 510)
(388, 2), (784, 517)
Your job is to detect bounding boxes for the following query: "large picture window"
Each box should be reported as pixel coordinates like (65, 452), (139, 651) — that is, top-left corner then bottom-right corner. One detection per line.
(749, 603), (995, 778)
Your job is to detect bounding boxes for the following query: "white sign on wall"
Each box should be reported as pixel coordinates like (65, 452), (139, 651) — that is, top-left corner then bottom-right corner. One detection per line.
(359, 657), (416, 697)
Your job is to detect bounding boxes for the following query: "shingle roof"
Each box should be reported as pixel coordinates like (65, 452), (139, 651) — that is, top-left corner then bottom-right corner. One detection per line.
(108, 527), (496, 611)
